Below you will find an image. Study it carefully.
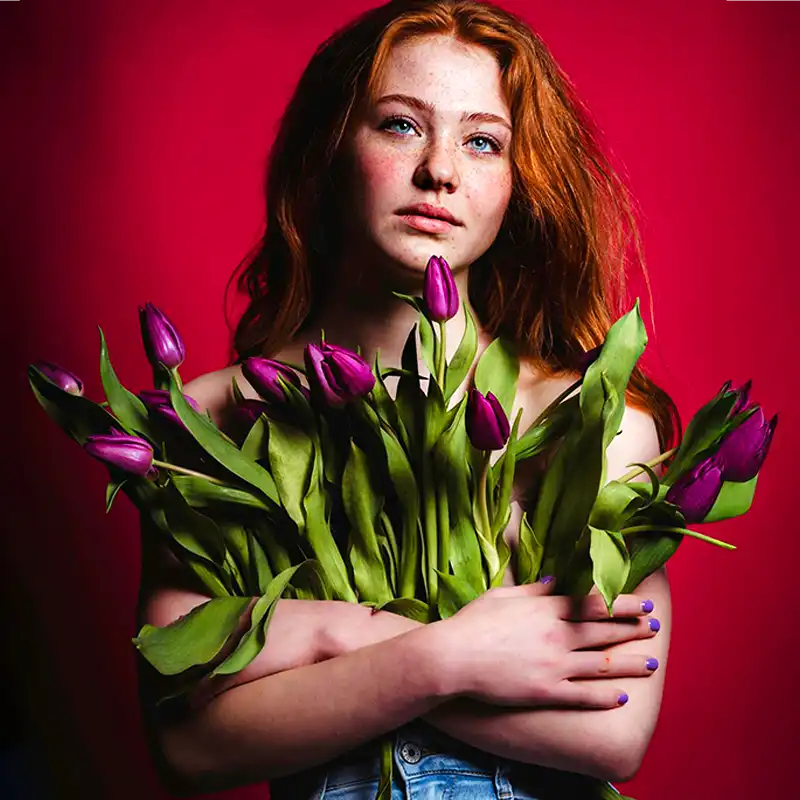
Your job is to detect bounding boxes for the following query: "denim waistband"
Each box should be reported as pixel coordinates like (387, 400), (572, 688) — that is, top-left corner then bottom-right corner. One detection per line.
(269, 719), (621, 799)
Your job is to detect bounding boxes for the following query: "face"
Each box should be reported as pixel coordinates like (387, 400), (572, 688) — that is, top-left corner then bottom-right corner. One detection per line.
(340, 34), (514, 282)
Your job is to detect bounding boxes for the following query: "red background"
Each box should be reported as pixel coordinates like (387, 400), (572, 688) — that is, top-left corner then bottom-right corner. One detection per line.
(2, 1), (797, 798)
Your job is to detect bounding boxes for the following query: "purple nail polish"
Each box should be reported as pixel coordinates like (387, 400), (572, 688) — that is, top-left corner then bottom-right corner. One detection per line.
(646, 658), (659, 671)
(618, 693), (629, 705)
(641, 599), (654, 613)
(649, 618), (661, 633)
(538, 575), (554, 584)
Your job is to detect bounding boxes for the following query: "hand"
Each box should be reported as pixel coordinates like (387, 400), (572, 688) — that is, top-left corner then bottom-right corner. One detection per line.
(435, 578), (660, 709)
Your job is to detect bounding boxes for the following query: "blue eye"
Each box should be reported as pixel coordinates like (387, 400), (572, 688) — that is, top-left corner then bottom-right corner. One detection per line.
(382, 117), (416, 135)
(469, 136), (499, 154)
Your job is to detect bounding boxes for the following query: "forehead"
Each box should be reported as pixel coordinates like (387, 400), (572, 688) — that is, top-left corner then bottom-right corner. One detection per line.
(372, 34), (509, 117)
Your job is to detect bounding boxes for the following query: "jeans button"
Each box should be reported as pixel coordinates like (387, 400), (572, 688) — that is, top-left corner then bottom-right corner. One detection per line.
(399, 742), (421, 764)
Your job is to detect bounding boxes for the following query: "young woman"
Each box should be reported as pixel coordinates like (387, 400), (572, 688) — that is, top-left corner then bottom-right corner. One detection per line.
(137, 1), (679, 797)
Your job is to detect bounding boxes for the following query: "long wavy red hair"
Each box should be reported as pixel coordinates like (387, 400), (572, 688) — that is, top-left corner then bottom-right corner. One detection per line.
(224, 0), (681, 453)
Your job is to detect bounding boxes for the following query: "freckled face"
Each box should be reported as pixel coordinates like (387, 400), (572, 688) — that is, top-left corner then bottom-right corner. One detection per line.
(341, 35), (514, 279)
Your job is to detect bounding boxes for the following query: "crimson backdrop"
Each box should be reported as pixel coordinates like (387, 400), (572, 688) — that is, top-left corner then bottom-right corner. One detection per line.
(2, 1), (798, 798)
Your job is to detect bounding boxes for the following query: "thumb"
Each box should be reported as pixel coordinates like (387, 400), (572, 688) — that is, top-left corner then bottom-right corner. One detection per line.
(515, 575), (557, 596)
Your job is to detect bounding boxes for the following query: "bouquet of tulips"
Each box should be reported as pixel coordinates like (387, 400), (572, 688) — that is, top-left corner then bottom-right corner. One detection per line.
(29, 255), (776, 800)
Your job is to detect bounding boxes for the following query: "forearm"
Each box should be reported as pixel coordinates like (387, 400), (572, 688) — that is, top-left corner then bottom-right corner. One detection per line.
(159, 620), (452, 793)
(340, 604), (628, 782)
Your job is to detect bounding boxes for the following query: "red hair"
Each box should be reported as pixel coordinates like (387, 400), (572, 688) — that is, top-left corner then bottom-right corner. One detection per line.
(225, 0), (681, 453)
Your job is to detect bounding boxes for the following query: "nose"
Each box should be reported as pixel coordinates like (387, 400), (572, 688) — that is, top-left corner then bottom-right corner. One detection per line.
(413, 135), (459, 193)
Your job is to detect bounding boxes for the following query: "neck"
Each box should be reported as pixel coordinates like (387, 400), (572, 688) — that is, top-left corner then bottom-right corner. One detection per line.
(287, 250), (486, 374)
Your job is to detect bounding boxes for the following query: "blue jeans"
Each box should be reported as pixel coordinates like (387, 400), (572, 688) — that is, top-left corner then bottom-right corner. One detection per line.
(269, 720), (622, 799)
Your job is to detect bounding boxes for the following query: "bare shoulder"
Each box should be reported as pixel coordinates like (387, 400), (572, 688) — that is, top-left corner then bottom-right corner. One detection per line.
(183, 364), (250, 428)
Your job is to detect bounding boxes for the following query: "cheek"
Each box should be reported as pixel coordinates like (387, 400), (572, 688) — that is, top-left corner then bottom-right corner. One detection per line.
(356, 148), (408, 207)
(464, 167), (512, 226)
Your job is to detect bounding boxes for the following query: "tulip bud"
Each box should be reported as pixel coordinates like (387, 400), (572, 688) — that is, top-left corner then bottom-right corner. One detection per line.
(716, 406), (778, 482)
(138, 388), (200, 426)
(85, 429), (156, 477)
(34, 360), (84, 395)
(576, 345), (602, 376)
(665, 455), (725, 523)
(242, 358), (302, 404)
(139, 302), (185, 370)
(423, 255), (459, 322)
(304, 343), (375, 407)
(466, 388), (510, 451)
(728, 379), (753, 418)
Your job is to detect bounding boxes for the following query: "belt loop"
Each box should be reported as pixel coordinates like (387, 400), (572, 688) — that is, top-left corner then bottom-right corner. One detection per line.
(494, 762), (514, 800)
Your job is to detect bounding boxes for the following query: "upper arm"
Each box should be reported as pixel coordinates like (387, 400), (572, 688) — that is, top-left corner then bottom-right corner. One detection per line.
(592, 404), (673, 778)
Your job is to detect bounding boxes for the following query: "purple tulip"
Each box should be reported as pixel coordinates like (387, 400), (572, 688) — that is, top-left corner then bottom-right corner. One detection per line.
(304, 343), (375, 407)
(34, 360), (84, 395)
(423, 255), (459, 322)
(466, 388), (510, 451)
(85, 429), (156, 477)
(139, 302), (185, 370)
(242, 358), (302, 404)
(576, 345), (602, 376)
(716, 405), (778, 482)
(727, 379), (753, 418)
(231, 398), (271, 427)
(138, 388), (200, 426)
(665, 455), (725, 523)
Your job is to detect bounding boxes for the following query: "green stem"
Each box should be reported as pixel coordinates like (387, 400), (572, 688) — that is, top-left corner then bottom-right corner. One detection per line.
(436, 321), (446, 388)
(619, 524), (736, 550)
(151, 459), (231, 486)
(436, 468), (450, 578)
(477, 451), (500, 579)
(422, 452), (439, 607)
(618, 447), (678, 483)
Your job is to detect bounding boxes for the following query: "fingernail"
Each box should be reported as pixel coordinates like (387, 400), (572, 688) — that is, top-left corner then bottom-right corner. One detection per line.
(617, 693), (629, 705)
(641, 599), (654, 613)
(649, 618), (661, 633)
(538, 575), (554, 584)
(646, 658), (659, 671)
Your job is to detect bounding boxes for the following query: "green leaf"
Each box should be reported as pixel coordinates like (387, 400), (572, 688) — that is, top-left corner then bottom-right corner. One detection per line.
(474, 337), (519, 418)
(246, 528), (274, 593)
(98, 327), (152, 438)
(343, 440), (393, 604)
(161, 481), (228, 567)
(589, 480), (647, 532)
(443, 301), (478, 405)
(516, 512), (545, 584)
(375, 597), (431, 622)
(105, 477), (128, 513)
(703, 475), (759, 522)
(435, 570), (479, 619)
(491, 409), (523, 538)
(418, 313), (436, 379)
(171, 475), (270, 510)
(377, 737), (394, 800)
(395, 325), (425, 452)
(303, 453), (358, 603)
(231, 374), (246, 404)
(133, 596), (252, 675)
(423, 378), (447, 451)
(167, 374), (280, 507)
(663, 385), (740, 483)
(267, 417), (315, 528)
(589, 526), (631, 616)
(241, 413), (269, 462)
(29, 363), (121, 444)
(211, 561), (326, 677)
(372, 351), (410, 452)
(515, 395), (579, 462)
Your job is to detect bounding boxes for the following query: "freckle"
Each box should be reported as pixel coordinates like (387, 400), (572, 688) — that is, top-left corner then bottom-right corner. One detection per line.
(605, 657), (611, 665)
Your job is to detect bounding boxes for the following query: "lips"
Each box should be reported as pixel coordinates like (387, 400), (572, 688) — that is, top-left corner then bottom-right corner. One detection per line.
(396, 203), (461, 225)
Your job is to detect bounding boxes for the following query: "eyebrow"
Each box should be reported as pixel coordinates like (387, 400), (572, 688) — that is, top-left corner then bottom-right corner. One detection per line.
(375, 93), (512, 132)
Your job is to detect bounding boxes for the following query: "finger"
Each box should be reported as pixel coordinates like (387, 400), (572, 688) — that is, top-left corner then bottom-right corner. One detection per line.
(564, 651), (660, 680)
(550, 680), (631, 710)
(560, 593), (655, 621)
(567, 616), (660, 650)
